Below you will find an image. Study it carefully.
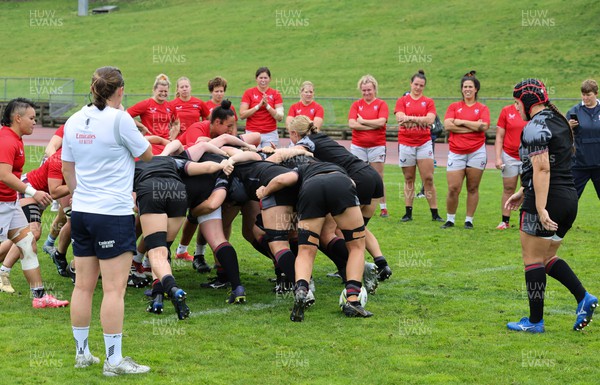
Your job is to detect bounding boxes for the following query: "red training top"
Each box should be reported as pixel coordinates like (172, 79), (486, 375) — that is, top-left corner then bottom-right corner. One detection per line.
(444, 101), (490, 154)
(287, 101), (325, 121)
(127, 98), (176, 139)
(205, 100), (238, 121)
(0, 126), (25, 201)
(170, 96), (209, 135)
(496, 104), (526, 160)
(241, 87), (283, 133)
(54, 125), (65, 138)
(180, 120), (211, 147)
(348, 98), (388, 147)
(25, 149), (63, 193)
(394, 95), (436, 147)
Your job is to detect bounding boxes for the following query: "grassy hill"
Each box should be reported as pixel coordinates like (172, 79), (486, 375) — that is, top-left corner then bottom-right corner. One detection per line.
(1, 0), (598, 100)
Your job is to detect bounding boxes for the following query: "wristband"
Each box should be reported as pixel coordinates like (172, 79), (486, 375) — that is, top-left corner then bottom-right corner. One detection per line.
(266, 105), (273, 111)
(254, 105), (260, 112)
(25, 185), (37, 197)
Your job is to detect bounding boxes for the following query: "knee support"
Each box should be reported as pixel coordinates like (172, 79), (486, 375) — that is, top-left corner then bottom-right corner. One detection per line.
(144, 231), (168, 251)
(341, 225), (366, 242)
(297, 229), (320, 247)
(264, 228), (289, 243)
(63, 205), (72, 219)
(15, 232), (40, 270)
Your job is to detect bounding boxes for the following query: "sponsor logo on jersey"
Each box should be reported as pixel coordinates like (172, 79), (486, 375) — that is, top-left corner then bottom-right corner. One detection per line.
(509, 113), (516, 119)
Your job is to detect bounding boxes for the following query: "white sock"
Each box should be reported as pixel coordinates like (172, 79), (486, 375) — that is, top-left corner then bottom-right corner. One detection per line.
(133, 251), (144, 264)
(0, 265), (11, 274)
(73, 326), (91, 356)
(447, 214), (456, 223)
(104, 333), (123, 365)
(194, 243), (207, 256)
(465, 216), (474, 223)
(379, 203), (387, 210)
(176, 244), (188, 255)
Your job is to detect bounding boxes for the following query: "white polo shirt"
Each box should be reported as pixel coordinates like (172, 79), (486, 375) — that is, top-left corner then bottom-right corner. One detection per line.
(62, 105), (150, 215)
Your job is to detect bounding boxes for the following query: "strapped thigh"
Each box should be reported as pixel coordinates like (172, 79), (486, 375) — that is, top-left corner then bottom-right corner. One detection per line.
(263, 228), (290, 243)
(340, 225), (366, 242)
(297, 228), (320, 247)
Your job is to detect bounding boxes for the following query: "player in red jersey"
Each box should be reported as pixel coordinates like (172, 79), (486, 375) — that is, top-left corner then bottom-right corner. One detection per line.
(170, 77), (209, 138)
(348, 75), (389, 217)
(239, 67), (284, 148)
(0, 98), (68, 308)
(205, 77), (238, 135)
(494, 103), (526, 229)
(286, 81), (324, 130)
(395, 70), (443, 222)
(127, 74), (178, 154)
(442, 71), (490, 229)
(0, 149), (72, 280)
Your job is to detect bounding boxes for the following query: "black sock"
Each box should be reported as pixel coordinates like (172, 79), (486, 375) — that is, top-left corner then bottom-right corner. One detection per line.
(430, 208), (440, 218)
(319, 237), (348, 280)
(345, 280), (362, 301)
(161, 274), (177, 296)
(32, 288), (45, 298)
(152, 279), (164, 296)
(525, 263), (546, 323)
(55, 250), (67, 262)
(502, 215), (510, 224)
(405, 206), (413, 217)
(373, 256), (388, 269)
(275, 249), (296, 282)
(215, 242), (241, 288)
(295, 279), (309, 292)
(216, 266), (227, 282)
(546, 258), (586, 303)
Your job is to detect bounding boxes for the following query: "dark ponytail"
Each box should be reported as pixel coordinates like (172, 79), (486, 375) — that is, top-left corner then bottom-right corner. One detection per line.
(211, 99), (235, 123)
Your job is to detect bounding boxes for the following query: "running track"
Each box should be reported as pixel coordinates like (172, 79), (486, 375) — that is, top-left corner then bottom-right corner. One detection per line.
(24, 126), (499, 169)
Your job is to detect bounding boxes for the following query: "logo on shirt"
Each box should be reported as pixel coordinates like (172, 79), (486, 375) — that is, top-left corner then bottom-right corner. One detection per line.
(296, 109), (302, 114)
(176, 106), (183, 110)
(310, 108), (314, 114)
(374, 106), (379, 111)
(509, 113), (516, 119)
(149, 108), (157, 113)
(406, 102), (411, 107)
(253, 94), (260, 100)
(193, 104), (199, 108)
(457, 108), (463, 113)
(421, 102), (426, 107)
(474, 109), (480, 115)
(359, 106), (364, 111)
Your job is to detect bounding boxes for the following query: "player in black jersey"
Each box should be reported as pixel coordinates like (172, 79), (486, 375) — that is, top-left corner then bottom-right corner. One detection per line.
(288, 115), (392, 282)
(257, 157), (373, 321)
(505, 79), (597, 333)
(134, 155), (226, 319)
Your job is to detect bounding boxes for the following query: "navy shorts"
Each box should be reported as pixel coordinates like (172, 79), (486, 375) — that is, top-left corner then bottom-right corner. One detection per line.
(71, 212), (137, 259)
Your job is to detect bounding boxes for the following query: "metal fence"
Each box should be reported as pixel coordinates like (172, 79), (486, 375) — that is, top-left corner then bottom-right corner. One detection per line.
(0, 77), (76, 117)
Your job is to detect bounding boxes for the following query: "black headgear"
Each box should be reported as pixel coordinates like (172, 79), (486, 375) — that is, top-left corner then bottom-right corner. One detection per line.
(513, 79), (548, 120)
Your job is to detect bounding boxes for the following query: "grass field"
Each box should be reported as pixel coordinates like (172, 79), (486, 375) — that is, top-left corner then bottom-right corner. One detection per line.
(1, 148), (600, 384)
(1, 1), (600, 383)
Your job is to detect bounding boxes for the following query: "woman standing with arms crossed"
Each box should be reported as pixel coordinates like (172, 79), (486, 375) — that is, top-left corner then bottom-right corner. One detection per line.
(566, 79), (600, 200)
(170, 77), (208, 138)
(441, 71), (490, 229)
(506, 79), (597, 333)
(286, 81), (324, 130)
(494, 101), (526, 229)
(348, 75), (389, 217)
(394, 70), (443, 222)
(62, 66), (153, 375)
(239, 67), (284, 148)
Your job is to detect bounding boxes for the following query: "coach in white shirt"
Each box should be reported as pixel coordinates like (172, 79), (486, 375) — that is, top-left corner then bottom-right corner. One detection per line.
(62, 66), (153, 376)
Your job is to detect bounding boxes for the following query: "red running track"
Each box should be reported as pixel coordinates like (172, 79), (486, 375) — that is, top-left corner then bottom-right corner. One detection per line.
(24, 126), (499, 168)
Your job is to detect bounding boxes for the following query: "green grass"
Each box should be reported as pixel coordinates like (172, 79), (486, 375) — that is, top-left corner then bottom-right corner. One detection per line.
(0, 0), (597, 123)
(1, 147), (599, 384)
